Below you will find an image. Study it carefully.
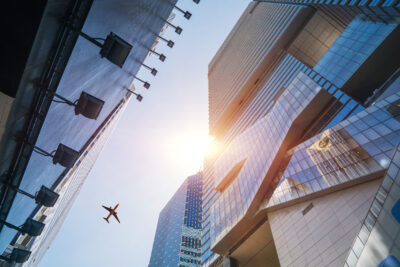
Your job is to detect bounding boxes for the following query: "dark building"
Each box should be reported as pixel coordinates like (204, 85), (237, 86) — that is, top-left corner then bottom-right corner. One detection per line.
(149, 173), (202, 267)
(201, 1), (400, 266)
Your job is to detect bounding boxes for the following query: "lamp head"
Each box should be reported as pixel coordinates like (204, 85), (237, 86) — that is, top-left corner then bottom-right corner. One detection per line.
(9, 248), (31, 263)
(167, 40), (174, 48)
(159, 54), (166, 62)
(22, 219), (45, 236)
(184, 11), (192, 20)
(52, 144), (79, 168)
(75, 91), (104, 120)
(175, 27), (183, 35)
(35, 186), (59, 207)
(100, 32), (133, 67)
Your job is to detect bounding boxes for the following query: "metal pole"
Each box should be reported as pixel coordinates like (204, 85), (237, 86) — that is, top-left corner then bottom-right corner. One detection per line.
(65, 23), (104, 48)
(150, 50), (161, 56)
(149, 50), (166, 61)
(158, 35), (170, 43)
(124, 87), (143, 101)
(77, 31), (103, 48)
(53, 93), (76, 106)
(174, 5), (185, 14)
(31, 145), (54, 157)
(2, 183), (36, 199)
(141, 64), (152, 71)
(131, 75), (146, 84)
(164, 21), (177, 30)
(0, 219), (22, 232)
(14, 187), (36, 199)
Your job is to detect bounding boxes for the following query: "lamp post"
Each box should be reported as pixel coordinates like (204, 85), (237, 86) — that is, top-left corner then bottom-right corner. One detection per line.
(156, 35), (174, 48)
(0, 218), (45, 237)
(162, 20), (183, 35)
(124, 87), (143, 102)
(140, 63), (158, 76)
(66, 24), (133, 67)
(3, 184), (59, 207)
(174, 5), (192, 19)
(29, 143), (79, 168)
(149, 49), (166, 62)
(0, 248), (31, 263)
(50, 91), (105, 120)
(131, 74), (150, 89)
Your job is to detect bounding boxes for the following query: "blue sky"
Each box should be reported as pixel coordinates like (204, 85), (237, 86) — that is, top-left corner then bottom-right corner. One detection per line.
(39, 1), (249, 266)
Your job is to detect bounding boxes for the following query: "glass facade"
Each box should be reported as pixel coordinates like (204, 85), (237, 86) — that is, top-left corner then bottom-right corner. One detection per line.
(13, 94), (131, 266)
(149, 173), (202, 267)
(266, 92), (400, 209)
(345, 138), (400, 266)
(314, 15), (398, 88)
(208, 3), (304, 132)
(210, 72), (341, 248)
(202, 2), (399, 263)
(0, 0), (177, 260)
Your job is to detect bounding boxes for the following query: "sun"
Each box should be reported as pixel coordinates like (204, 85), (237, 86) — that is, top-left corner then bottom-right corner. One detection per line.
(168, 130), (215, 173)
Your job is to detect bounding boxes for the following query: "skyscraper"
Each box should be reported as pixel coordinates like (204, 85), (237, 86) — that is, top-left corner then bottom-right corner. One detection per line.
(149, 173), (202, 267)
(201, 1), (400, 266)
(0, 0), (195, 265)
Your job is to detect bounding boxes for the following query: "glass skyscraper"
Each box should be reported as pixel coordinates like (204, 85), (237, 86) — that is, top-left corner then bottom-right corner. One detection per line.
(201, 1), (400, 266)
(0, 0), (184, 265)
(149, 173), (202, 267)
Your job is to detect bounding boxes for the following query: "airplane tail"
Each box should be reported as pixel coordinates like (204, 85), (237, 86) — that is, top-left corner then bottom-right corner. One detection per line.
(103, 217), (109, 223)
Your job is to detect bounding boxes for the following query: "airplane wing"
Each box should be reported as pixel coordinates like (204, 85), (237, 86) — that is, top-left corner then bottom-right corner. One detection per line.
(102, 205), (113, 212)
(113, 213), (120, 223)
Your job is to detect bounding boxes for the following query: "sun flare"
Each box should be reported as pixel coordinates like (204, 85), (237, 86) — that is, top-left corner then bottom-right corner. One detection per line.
(168, 131), (215, 172)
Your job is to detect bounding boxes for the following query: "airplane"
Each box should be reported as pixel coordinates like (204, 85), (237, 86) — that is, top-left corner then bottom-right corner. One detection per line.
(102, 204), (120, 223)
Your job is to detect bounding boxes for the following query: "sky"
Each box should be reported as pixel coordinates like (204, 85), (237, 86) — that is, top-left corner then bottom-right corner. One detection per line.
(39, 1), (250, 266)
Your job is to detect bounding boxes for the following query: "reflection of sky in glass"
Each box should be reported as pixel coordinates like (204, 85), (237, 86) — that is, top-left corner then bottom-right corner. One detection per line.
(210, 72), (322, 247)
(0, 0), (175, 253)
(149, 174), (202, 267)
(202, 50), (364, 263)
(209, 73), (400, 249)
(267, 92), (400, 208)
(24, 97), (129, 265)
(314, 16), (397, 87)
(149, 179), (187, 267)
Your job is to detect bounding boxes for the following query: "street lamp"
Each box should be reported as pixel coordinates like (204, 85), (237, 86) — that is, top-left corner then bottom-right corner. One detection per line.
(162, 19), (183, 35)
(0, 218), (45, 237)
(124, 87), (143, 102)
(140, 63), (158, 76)
(130, 74), (150, 89)
(66, 23), (132, 67)
(174, 5), (192, 20)
(156, 34), (174, 48)
(51, 91), (105, 120)
(2, 184), (59, 207)
(149, 49), (166, 62)
(31, 143), (79, 168)
(0, 248), (31, 263)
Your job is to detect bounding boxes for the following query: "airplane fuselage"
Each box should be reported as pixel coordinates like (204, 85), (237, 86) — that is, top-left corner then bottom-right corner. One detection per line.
(102, 204), (120, 223)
